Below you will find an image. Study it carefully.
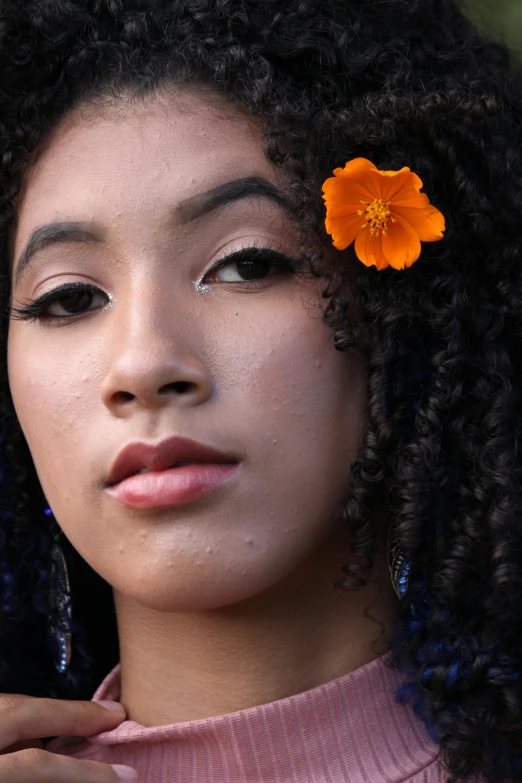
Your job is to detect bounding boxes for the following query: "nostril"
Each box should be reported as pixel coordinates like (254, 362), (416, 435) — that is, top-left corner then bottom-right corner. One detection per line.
(161, 381), (193, 395)
(114, 391), (134, 404)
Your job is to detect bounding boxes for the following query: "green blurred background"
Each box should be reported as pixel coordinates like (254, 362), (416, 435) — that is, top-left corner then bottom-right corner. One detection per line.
(465, 0), (522, 51)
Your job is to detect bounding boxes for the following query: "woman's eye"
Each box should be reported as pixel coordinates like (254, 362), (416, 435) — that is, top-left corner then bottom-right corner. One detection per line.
(207, 248), (297, 284)
(10, 249), (299, 324)
(45, 288), (107, 318)
(10, 284), (108, 323)
(215, 258), (279, 282)
(45, 288), (106, 317)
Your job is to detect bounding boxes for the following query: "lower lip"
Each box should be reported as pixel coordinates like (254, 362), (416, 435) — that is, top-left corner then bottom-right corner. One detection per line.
(105, 463), (240, 510)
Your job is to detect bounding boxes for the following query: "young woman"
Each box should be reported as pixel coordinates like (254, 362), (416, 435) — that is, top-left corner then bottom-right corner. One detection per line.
(0, 0), (520, 781)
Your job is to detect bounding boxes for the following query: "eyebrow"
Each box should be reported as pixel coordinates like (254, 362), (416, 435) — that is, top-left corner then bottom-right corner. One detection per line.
(176, 177), (296, 223)
(13, 223), (105, 288)
(13, 177), (296, 288)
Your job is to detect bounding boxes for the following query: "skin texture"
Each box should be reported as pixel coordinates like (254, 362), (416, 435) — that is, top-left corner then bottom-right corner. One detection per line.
(7, 90), (397, 726)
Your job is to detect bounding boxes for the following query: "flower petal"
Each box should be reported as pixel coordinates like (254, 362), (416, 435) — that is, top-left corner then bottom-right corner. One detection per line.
(380, 169), (409, 177)
(392, 193), (431, 209)
(326, 212), (366, 249)
(367, 167), (416, 202)
(332, 158), (377, 178)
(392, 204), (445, 242)
(323, 171), (375, 207)
(354, 227), (388, 270)
(382, 216), (421, 269)
(390, 172), (429, 207)
(322, 176), (373, 216)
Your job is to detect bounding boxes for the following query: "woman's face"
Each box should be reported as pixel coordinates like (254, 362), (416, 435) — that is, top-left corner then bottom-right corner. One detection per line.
(7, 91), (366, 611)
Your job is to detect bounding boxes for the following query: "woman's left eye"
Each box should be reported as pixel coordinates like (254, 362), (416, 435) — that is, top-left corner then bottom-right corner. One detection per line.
(205, 247), (298, 284)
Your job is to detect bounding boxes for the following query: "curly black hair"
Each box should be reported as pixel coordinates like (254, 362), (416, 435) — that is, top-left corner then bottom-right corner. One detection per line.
(0, 0), (521, 781)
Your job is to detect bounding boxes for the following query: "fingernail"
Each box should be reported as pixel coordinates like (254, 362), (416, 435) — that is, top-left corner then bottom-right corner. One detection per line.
(112, 765), (138, 780)
(98, 699), (126, 714)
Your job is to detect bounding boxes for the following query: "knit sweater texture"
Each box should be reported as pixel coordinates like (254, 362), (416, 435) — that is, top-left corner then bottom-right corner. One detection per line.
(46, 652), (446, 782)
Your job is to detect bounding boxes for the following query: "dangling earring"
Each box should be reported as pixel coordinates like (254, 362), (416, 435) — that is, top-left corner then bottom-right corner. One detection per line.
(387, 523), (411, 599)
(46, 508), (72, 674)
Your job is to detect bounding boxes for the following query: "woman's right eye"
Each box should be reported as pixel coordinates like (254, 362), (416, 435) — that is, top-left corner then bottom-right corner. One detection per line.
(10, 283), (108, 323)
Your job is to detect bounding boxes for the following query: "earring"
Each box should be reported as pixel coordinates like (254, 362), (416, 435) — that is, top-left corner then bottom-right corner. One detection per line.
(388, 523), (411, 599)
(46, 508), (72, 674)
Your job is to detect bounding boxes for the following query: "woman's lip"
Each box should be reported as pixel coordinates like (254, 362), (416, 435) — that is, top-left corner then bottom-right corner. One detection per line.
(104, 462), (241, 510)
(106, 436), (238, 487)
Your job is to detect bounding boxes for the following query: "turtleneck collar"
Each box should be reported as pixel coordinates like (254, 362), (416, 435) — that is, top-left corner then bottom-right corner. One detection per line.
(48, 651), (442, 783)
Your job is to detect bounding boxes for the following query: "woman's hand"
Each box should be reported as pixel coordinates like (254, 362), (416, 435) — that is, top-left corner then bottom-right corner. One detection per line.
(0, 694), (138, 780)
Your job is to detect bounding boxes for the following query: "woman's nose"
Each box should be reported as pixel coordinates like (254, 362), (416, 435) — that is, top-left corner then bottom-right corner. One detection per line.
(99, 307), (213, 415)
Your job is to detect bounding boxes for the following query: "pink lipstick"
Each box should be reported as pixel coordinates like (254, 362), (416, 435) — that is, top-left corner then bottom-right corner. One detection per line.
(105, 436), (240, 510)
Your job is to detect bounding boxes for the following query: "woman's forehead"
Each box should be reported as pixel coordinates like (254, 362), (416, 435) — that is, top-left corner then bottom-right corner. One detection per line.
(13, 91), (274, 259)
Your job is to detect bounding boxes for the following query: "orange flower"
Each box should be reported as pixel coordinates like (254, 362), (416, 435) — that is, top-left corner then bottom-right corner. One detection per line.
(322, 158), (445, 270)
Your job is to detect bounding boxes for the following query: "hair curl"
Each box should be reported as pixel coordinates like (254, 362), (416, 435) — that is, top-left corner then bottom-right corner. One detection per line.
(0, 1), (521, 781)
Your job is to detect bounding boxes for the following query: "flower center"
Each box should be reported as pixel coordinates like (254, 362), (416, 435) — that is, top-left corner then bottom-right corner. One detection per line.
(357, 198), (395, 236)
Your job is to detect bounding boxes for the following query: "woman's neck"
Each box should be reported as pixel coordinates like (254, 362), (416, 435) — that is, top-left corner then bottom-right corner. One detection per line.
(113, 531), (397, 727)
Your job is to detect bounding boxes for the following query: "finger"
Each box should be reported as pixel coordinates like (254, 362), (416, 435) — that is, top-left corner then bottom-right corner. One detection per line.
(0, 746), (137, 781)
(0, 695), (126, 750)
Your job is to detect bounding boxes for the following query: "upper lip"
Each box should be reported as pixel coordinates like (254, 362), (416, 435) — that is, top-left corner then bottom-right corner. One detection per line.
(106, 436), (239, 487)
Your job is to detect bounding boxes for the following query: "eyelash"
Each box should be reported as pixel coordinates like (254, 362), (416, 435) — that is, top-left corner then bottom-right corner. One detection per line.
(10, 247), (299, 325)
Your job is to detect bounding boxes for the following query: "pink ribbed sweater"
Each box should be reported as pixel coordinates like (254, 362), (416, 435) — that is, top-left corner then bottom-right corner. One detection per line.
(47, 652), (445, 782)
